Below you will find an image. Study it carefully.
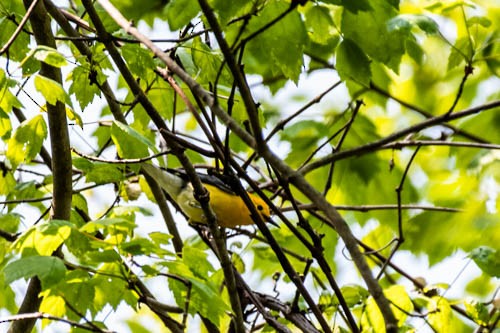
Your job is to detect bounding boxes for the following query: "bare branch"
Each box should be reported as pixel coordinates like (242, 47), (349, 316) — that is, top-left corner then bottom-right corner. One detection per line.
(300, 100), (500, 174)
(2, 312), (116, 332)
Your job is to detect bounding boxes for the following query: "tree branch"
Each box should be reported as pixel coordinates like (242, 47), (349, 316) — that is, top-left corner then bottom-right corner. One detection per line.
(2, 312), (116, 332)
(9, 1), (73, 332)
(300, 100), (500, 174)
(86, 1), (247, 330)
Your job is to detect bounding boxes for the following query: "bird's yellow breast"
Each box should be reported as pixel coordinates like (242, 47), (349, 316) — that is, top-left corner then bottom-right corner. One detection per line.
(176, 183), (269, 227)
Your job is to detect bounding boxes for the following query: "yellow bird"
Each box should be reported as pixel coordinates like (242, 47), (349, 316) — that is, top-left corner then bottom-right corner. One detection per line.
(141, 163), (270, 228)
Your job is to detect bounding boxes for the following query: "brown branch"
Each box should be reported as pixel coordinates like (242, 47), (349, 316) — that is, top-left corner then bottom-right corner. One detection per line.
(383, 139), (500, 150)
(197, 0), (397, 330)
(143, 172), (184, 255)
(376, 145), (421, 280)
(71, 147), (171, 164)
(369, 82), (489, 143)
(97, 1), (391, 331)
(43, 0), (126, 124)
(2, 312), (116, 332)
(266, 80), (342, 142)
(197, 0), (265, 146)
(253, 292), (321, 332)
(0, 229), (18, 242)
(358, 242), (473, 323)
(281, 203), (461, 213)
(45, 2), (188, 331)
(301, 54), (489, 144)
(89, 0), (401, 329)
(274, 171), (359, 332)
(6, 278), (42, 333)
(86, 1), (246, 331)
(445, 63), (474, 115)
(300, 99), (500, 174)
(235, 275), (293, 333)
(9, 1), (73, 332)
(197, 1), (338, 331)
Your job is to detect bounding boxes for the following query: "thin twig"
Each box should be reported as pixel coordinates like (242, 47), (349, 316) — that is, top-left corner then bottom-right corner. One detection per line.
(71, 147), (171, 164)
(0, 312), (116, 332)
(266, 81), (342, 142)
(384, 140), (500, 150)
(300, 100), (500, 174)
(376, 145), (421, 280)
(280, 203), (461, 213)
(445, 63), (474, 115)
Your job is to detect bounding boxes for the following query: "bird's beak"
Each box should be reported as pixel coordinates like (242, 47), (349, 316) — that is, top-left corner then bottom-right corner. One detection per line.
(267, 216), (280, 228)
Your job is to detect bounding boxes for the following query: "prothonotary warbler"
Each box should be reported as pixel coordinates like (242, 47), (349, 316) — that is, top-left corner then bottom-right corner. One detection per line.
(141, 163), (270, 228)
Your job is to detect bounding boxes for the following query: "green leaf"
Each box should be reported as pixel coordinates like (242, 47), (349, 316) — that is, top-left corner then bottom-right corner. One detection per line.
(362, 285), (414, 332)
(469, 246), (500, 277)
(464, 300), (489, 326)
(0, 213), (21, 233)
(119, 238), (165, 256)
(68, 65), (103, 110)
(85, 250), (121, 263)
(183, 246), (214, 279)
(459, 111), (500, 144)
(121, 44), (155, 78)
(73, 157), (126, 185)
(0, 16), (30, 63)
(342, 0), (405, 73)
(448, 37), (471, 70)
(165, 0), (200, 30)
(111, 121), (157, 159)
(0, 273), (17, 312)
(428, 296), (454, 332)
(483, 33), (500, 76)
(466, 16), (491, 28)
(66, 106), (83, 128)
(4, 255), (67, 289)
(387, 14), (439, 35)
(405, 38), (424, 64)
(338, 284), (369, 307)
(6, 114), (48, 169)
(0, 108), (12, 139)
(80, 218), (136, 235)
(305, 5), (335, 45)
(34, 75), (71, 107)
(209, 0), (251, 25)
(336, 39), (372, 85)
(465, 274), (495, 296)
(169, 275), (230, 327)
(0, 168), (16, 196)
(32, 45), (68, 68)
(322, 0), (372, 12)
(245, 1), (307, 83)
(281, 120), (329, 167)
(13, 220), (73, 256)
(92, 263), (138, 310)
(0, 68), (23, 114)
(191, 37), (231, 85)
(149, 231), (172, 246)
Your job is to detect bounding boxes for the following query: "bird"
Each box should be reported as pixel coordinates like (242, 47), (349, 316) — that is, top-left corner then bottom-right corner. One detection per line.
(141, 163), (271, 228)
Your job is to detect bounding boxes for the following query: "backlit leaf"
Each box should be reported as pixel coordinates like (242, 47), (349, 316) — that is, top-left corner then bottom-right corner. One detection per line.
(6, 115), (47, 169)
(4, 255), (66, 289)
(34, 75), (71, 106)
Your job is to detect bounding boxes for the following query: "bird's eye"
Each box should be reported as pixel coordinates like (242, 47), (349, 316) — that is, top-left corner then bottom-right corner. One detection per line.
(257, 205), (264, 211)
